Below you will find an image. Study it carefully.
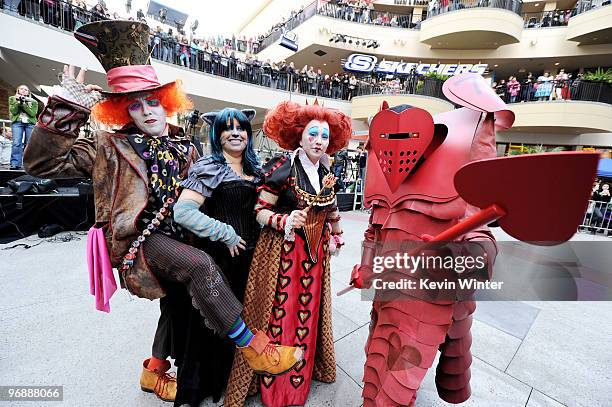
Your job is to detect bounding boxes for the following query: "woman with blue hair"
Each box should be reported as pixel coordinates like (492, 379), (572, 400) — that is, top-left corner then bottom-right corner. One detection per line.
(170, 108), (301, 405)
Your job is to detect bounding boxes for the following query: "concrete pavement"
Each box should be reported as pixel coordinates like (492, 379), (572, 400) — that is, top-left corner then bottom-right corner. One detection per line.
(1, 211), (610, 406)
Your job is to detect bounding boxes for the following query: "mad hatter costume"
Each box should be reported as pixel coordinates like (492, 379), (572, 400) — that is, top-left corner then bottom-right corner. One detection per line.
(23, 20), (302, 403)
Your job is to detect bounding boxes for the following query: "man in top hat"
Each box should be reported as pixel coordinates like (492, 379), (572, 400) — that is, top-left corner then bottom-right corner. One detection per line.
(23, 20), (303, 403)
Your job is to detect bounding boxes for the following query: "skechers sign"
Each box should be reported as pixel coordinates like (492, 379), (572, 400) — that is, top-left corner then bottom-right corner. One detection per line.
(343, 54), (488, 76)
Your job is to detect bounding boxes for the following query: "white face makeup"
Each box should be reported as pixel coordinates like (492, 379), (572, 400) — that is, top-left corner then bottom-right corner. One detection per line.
(127, 93), (168, 137)
(300, 119), (330, 164)
(17, 86), (29, 96)
(220, 118), (248, 157)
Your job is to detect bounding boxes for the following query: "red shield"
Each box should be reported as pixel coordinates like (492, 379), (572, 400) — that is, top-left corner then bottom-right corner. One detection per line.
(368, 107), (435, 192)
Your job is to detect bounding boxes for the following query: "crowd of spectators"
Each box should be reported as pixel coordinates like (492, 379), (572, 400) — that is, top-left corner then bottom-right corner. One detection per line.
(318, 0), (418, 28)
(492, 69), (584, 103)
(252, 6), (307, 50)
(583, 177), (612, 234)
(523, 9), (573, 28)
(4, 0), (610, 106)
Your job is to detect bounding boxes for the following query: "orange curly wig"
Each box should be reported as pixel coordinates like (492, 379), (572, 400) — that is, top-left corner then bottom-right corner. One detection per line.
(91, 81), (193, 127)
(263, 101), (352, 155)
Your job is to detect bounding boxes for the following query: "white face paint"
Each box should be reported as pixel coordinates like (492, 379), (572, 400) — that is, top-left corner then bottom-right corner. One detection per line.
(220, 118), (248, 157)
(300, 119), (330, 164)
(127, 93), (168, 137)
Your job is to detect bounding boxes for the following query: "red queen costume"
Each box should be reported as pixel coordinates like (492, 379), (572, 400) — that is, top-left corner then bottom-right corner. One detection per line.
(225, 101), (352, 407)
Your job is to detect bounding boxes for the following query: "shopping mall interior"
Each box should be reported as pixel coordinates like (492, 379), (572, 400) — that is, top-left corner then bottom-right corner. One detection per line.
(1, 0), (611, 157)
(1, 2), (611, 407)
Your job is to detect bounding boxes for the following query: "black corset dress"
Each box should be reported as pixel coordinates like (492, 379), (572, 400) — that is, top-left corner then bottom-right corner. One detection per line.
(166, 156), (262, 406)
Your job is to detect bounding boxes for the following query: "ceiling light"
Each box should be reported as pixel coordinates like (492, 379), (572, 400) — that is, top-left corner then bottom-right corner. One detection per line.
(323, 63), (327, 66)
(534, 2), (539, 6)
(554, 62), (560, 66)
(494, 64), (498, 67)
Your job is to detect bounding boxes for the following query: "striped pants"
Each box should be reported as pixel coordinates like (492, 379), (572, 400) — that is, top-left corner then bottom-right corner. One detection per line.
(143, 233), (243, 336)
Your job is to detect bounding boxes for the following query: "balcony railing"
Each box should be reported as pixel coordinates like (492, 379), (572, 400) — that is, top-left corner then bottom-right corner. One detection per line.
(574, 0), (612, 15)
(522, 10), (573, 28)
(2, 0), (110, 31)
(427, 0), (522, 18)
(494, 78), (612, 104)
(255, 1), (319, 53)
(353, 77), (452, 103)
(317, 2), (417, 29)
(2, 1), (611, 107)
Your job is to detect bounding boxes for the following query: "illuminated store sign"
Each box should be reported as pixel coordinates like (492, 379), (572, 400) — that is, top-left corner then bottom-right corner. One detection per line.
(343, 54), (488, 76)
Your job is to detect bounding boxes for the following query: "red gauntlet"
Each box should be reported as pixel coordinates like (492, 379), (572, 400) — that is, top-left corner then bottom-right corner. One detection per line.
(350, 240), (377, 289)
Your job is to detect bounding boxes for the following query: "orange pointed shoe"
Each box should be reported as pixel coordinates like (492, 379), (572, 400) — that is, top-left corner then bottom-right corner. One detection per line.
(239, 329), (303, 376)
(140, 358), (177, 402)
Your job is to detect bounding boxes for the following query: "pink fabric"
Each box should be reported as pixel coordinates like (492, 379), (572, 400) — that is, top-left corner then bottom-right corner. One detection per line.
(87, 226), (117, 313)
(106, 65), (161, 93)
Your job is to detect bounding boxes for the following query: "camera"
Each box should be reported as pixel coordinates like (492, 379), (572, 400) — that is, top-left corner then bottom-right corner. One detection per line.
(188, 110), (200, 126)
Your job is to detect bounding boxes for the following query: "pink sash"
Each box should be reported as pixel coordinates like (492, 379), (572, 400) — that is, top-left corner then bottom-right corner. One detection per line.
(86, 226), (117, 313)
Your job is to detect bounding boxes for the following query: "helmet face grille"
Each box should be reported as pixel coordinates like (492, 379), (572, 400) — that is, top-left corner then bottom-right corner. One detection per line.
(369, 107), (435, 192)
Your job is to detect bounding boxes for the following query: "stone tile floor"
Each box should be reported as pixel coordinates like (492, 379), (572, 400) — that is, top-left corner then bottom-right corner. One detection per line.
(1, 211), (610, 406)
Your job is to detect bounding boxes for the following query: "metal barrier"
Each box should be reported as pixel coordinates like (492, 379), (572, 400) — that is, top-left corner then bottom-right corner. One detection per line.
(579, 200), (612, 236)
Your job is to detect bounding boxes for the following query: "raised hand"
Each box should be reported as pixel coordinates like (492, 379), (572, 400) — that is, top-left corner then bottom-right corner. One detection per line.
(59, 64), (104, 109)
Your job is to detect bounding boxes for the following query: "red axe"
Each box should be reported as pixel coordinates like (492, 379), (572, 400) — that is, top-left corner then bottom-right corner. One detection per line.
(337, 152), (600, 296)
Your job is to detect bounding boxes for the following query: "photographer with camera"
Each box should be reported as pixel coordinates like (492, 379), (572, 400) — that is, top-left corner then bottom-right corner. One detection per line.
(8, 85), (38, 170)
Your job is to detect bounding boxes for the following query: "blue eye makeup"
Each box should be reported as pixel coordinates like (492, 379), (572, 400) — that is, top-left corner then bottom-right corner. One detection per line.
(146, 99), (161, 107)
(321, 128), (330, 139)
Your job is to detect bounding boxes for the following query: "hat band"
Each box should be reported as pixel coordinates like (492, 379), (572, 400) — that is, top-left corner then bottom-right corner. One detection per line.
(107, 65), (161, 93)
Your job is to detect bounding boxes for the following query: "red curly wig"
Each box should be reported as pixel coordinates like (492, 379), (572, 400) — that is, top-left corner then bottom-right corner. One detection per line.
(91, 81), (193, 127)
(263, 101), (352, 155)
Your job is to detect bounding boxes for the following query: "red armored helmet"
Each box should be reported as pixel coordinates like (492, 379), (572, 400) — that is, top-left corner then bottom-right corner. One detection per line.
(368, 103), (447, 192)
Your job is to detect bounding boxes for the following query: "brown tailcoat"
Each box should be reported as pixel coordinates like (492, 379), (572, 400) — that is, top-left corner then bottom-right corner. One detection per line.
(23, 95), (197, 300)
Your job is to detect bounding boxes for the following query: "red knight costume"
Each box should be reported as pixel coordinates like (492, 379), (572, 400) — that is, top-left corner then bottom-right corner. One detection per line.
(350, 73), (515, 406)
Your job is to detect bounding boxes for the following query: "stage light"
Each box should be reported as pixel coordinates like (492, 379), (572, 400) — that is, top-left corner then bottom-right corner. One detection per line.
(366, 40), (373, 48)
(356, 40), (360, 46)
(348, 38), (353, 44)
(373, 41), (380, 48)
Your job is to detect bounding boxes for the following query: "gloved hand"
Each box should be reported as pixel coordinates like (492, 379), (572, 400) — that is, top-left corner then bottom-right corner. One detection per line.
(349, 240), (377, 289)
(52, 65), (104, 110)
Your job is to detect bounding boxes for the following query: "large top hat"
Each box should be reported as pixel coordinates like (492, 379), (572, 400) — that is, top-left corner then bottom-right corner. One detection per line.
(74, 20), (174, 95)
